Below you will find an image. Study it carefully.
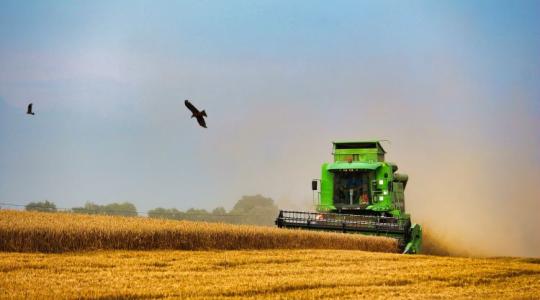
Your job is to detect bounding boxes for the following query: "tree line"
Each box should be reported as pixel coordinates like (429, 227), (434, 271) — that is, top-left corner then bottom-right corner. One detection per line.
(23, 195), (279, 226)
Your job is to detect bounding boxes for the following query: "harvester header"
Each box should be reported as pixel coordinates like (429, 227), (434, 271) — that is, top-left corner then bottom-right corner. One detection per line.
(276, 140), (422, 254)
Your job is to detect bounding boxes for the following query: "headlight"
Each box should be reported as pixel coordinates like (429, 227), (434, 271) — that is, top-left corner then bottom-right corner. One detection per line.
(378, 180), (384, 185)
(379, 196), (384, 201)
(383, 190), (388, 195)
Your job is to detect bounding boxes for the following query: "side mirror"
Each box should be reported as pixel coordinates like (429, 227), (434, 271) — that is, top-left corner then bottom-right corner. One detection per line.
(311, 180), (318, 191)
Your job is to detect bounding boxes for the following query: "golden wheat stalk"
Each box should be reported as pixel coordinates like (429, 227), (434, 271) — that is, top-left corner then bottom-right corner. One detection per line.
(0, 210), (397, 253)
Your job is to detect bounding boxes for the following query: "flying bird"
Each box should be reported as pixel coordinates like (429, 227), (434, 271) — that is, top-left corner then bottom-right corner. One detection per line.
(26, 103), (35, 115)
(184, 100), (207, 128)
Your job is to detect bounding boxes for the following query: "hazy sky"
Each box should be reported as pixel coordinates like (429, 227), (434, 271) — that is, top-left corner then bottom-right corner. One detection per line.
(1, 1), (539, 256)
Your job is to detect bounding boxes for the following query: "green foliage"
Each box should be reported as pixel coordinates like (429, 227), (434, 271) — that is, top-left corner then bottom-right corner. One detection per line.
(212, 207), (226, 215)
(183, 208), (211, 221)
(231, 195), (276, 213)
(148, 208), (183, 219)
(147, 195), (279, 226)
(25, 200), (57, 212)
(148, 207), (215, 222)
(229, 195), (279, 226)
(72, 202), (137, 216)
(25, 195), (279, 226)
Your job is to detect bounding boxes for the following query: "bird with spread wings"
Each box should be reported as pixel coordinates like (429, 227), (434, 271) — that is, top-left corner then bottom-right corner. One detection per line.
(184, 100), (207, 128)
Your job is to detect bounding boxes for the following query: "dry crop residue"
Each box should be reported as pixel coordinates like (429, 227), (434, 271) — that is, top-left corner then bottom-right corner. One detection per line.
(1, 250), (539, 299)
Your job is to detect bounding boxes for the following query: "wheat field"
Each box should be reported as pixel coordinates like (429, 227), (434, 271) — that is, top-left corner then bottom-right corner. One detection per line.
(2, 210), (539, 299)
(1, 249), (539, 299)
(0, 210), (396, 253)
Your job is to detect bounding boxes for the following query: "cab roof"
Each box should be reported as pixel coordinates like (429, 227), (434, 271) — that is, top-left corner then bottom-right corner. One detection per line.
(332, 140), (386, 153)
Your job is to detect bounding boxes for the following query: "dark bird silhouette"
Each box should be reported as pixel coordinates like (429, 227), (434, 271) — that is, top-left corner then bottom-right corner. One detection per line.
(26, 103), (35, 115)
(184, 100), (207, 128)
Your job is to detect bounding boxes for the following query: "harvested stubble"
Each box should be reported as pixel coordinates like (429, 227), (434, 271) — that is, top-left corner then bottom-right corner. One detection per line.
(0, 210), (397, 253)
(2, 250), (540, 299)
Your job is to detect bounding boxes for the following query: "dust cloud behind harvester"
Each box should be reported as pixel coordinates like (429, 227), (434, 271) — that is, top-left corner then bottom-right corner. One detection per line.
(196, 59), (540, 257)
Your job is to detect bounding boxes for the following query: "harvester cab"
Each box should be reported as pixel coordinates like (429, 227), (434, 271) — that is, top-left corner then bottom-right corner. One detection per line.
(276, 141), (422, 254)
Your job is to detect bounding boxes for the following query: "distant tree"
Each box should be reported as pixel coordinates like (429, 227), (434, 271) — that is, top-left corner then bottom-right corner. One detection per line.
(72, 202), (137, 216)
(25, 200), (57, 212)
(72, 202), (100, 214)
(148, 207), (167, 218)
(184, 208), (211, 221)
(103, 202), (137, 216)
(146, 195), (279, 226)
(212, 207), (227, 215)
(185, 208), (209, 215)
(149, 207), (230, 223)
(148, 208), (184, 220)
(229, 195), (279, 226)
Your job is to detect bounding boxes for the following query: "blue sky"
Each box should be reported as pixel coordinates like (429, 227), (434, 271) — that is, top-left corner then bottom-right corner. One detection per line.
(1, 0), (539, 256)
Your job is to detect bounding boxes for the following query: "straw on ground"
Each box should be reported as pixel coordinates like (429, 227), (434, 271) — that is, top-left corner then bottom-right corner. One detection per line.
(1, 249), (539, 299)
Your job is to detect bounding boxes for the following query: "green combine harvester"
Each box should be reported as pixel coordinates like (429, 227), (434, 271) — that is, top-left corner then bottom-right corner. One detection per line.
(275, 141), (422, 254)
